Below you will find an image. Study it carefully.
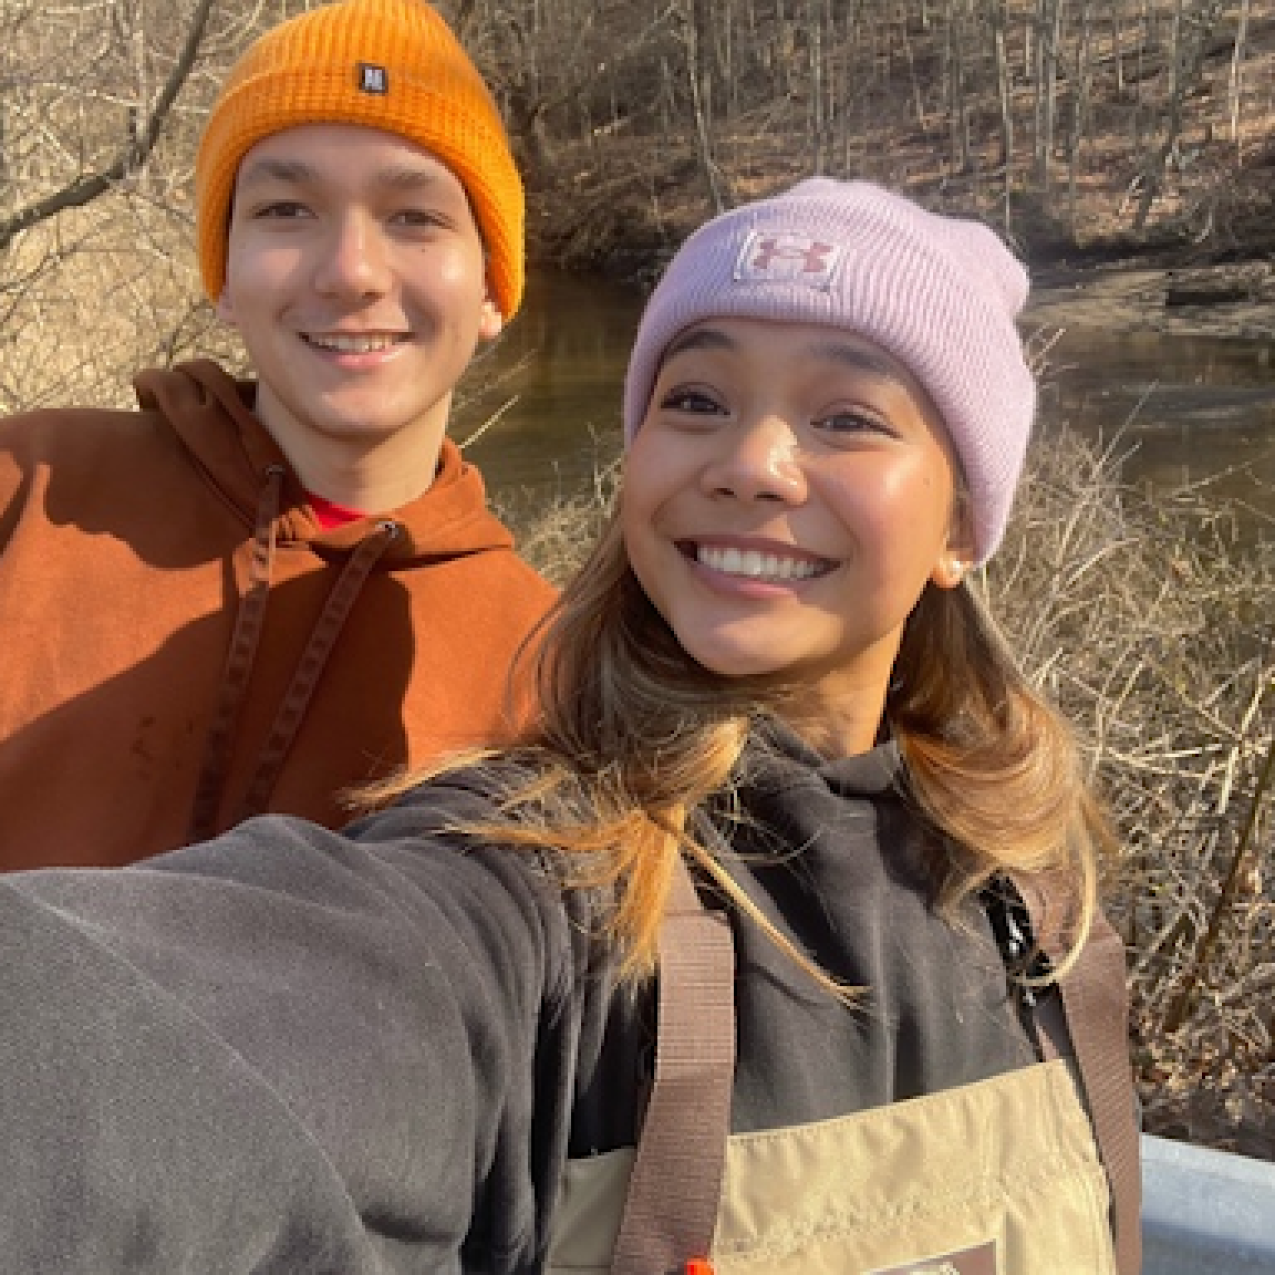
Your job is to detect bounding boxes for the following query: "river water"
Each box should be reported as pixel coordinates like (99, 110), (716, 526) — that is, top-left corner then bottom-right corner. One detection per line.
(458, 269), (1275, 540)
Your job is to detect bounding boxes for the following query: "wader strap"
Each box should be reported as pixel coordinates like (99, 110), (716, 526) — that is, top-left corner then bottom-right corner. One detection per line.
(1013, 872), (1143, 1275)
(611, 855), (735, 1275)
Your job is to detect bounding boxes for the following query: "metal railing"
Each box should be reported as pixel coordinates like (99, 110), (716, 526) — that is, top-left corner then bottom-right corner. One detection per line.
(1143, 1133), (1275, 1273)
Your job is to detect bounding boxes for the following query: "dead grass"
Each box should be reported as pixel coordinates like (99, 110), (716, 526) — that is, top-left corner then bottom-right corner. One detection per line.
(994, 430), (1273, 1157)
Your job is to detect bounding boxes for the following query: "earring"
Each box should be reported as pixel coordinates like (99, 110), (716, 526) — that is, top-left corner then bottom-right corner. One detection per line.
(947, 556), (967, 583)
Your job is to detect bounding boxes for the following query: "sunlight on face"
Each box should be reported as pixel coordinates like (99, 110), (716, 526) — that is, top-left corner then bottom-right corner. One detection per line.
(622, 317), (971, 755)
(216, 124), (502, 500)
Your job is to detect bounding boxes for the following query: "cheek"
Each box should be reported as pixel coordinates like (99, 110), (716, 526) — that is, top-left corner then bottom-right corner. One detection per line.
(619, 443), (674, 589)
(619, 506), (665, 625)
(222, 241), (291, 304)
(431, 254), (465, 289)
(619, 431), (665, 521)
(619, 477), (657, 572)
(825, 459), (951, 532)
(430, 242), (489, 298)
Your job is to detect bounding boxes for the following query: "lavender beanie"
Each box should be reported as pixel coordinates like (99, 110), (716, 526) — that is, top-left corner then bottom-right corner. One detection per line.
(622, 178), (1036, 564)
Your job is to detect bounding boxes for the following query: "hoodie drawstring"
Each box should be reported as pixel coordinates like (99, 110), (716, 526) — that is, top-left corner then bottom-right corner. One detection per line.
(187, 471), (398, 843)
(234, 519), (398, 824)
(188, 466), (286, 844)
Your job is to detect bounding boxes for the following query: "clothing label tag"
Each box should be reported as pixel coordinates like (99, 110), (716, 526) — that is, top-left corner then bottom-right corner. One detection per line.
(357, 62), (389, 94)
(733, 229), (845, 289)
(867, 1237), (999, 1275)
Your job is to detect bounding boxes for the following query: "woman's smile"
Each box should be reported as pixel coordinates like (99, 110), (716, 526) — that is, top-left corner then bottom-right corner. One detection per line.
(681, 537), (837, 584)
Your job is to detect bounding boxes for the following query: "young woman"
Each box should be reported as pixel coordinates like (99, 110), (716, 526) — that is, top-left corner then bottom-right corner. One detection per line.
(0, 180), (1138, 1274)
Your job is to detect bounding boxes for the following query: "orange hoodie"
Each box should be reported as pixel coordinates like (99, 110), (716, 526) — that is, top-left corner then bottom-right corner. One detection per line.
(0, 360), (556, 868)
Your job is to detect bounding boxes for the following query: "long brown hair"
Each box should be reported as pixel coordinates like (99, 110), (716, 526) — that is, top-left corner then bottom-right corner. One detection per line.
(367, 505), (1109, 985)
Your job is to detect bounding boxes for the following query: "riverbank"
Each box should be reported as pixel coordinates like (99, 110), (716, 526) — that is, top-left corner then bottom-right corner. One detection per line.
(525, 131), (1275, 347)
(529, 190), (1275, 346)
(1029, 259), (1275, 342)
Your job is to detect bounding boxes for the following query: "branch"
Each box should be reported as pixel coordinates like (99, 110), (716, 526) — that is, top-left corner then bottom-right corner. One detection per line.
(0, 0), (216, 252)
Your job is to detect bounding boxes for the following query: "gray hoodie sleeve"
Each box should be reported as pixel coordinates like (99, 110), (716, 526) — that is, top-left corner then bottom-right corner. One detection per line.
(0, 790), (583, 1273)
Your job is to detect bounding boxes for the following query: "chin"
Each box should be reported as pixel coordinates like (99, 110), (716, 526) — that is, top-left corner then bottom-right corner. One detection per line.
(684, 647), (788, 681)
(309, 415), (403, 442)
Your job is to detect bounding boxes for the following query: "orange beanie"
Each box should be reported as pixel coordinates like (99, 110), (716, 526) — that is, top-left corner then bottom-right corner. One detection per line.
(195, 0), (524, 318)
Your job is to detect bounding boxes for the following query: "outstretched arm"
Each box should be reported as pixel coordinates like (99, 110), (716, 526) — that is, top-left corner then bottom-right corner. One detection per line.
(0, 790), (582, 1273)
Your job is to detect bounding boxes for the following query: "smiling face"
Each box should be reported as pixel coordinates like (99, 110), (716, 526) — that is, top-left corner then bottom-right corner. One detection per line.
(621, 317), (972, 755)
(216, 123), (503, 494)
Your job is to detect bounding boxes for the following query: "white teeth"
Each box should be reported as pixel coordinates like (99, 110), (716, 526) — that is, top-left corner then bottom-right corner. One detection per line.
(306, 333), (400, 353)
(696, 545), (825, 580)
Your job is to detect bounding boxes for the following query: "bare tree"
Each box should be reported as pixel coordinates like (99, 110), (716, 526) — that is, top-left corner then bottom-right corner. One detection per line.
(0, 0), (216, 252)
(675, 0), (728, 212)
(3, 0), (1272, 416)
(1032, 0), (1066, 197)
(1226, 0), (1252, 148)
(992, 0), (1016, 227)
(0, 0), (275, 410)
(1065, 0), (1097, 228)
(1132, 0), (1226, 229)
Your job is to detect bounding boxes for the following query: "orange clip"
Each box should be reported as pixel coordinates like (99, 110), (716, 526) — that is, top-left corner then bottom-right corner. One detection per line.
(685, 1261), (715, 1275)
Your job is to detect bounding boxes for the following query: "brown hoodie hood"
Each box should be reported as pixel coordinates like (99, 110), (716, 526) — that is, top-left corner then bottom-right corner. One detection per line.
(134, 360), (519, 563)
(0, 359), (556, 869)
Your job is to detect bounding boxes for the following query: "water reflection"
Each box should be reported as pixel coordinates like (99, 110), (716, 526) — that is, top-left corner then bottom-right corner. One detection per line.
(1041, 328), (1275, 522)
(457, 270), (635, 506)
(458, 269), (1275, 538)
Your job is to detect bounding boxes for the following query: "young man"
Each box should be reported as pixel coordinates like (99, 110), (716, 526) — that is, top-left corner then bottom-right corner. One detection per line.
(0, 0), (556, 869)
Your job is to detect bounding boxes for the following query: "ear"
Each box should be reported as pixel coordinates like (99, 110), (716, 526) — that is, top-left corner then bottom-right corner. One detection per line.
(215, 289), (238, 329)
(477, 292), (504, 343)
(930, 496), (976, 590)
(931, 551), (971, 590)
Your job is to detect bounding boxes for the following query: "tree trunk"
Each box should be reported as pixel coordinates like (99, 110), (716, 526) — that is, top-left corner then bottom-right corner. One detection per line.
(1032, 0), (1065, 200)
(1133, 0), (1225, 230)
(1066, 0), (1095, 232)
(992, 0), (1015, 229)
(809, 0), (825, 171)
(945, 0), (971, 175)
(677, 0), (727, 213)
(1227, 0), (1251, 147)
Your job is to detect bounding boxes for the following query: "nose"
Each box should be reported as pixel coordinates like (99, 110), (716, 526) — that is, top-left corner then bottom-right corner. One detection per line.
(701, 414), (807, 504)
(312, 213), (391, 300)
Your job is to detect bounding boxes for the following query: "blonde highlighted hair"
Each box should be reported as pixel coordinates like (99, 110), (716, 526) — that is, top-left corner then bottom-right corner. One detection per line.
(365, 505), (1110, 987)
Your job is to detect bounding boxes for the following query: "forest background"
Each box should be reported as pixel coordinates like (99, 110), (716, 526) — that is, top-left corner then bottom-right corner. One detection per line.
(1, 0), (1272, 1157)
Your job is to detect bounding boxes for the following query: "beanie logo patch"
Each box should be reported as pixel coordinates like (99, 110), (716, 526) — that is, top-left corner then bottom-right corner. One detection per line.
(735, 230), (843, 289)
(357, 63), (389, 94)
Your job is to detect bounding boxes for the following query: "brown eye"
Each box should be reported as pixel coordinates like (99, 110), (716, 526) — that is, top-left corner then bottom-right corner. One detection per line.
(393, 208), (451, 230)
(253, 201), (312, 220)
(814, 408), (891, 440)
(661, 387), (724, 415)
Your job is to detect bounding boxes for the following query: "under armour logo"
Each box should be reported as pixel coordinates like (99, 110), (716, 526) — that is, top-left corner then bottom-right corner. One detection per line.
(734, 230), (843, 288)
(357, 63), (389, 94)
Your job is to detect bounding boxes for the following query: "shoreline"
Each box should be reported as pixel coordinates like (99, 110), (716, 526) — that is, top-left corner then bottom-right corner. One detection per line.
(1027, 260), (1275, 343)
(571, 247), (1275, 344)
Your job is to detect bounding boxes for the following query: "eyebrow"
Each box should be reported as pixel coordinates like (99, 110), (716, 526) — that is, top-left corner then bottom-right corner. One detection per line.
(661, 327), (737, 362)
(235, 158), (449, 193)
(662, 325), (908, 387)
(808, 340), (908, 385)
(235, 158), (318, 189)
